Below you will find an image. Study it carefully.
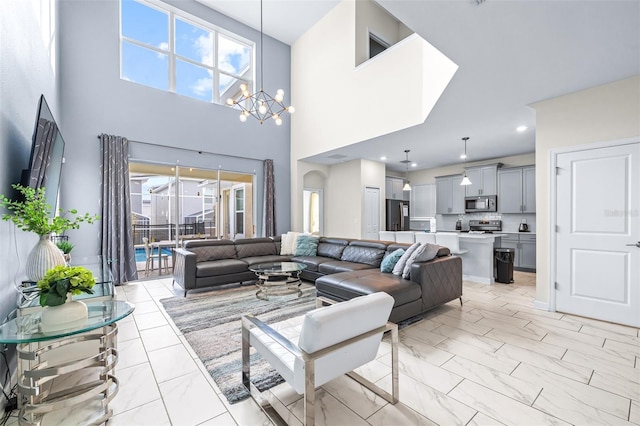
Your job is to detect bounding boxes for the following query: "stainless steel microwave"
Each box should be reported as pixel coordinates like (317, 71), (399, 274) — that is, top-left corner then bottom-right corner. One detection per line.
(465, 195), (497, 213)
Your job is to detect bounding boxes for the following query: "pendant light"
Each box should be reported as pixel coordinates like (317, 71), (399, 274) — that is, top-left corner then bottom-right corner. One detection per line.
(225, 0), (294, 125)
(401, 149), (412, 191)
(460, 137), (472, 186)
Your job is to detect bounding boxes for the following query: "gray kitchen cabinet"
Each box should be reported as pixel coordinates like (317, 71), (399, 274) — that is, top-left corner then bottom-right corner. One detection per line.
(385, 177), (408, 201)
(518, 234), (536, 270)
(498, 166), (536, 213)
(411, 184), (436, 218)
(436, 175), (464, 214)
(522, 167), (536, 213)
(464, 164), (499, 196)
(500, 233), (536, 271)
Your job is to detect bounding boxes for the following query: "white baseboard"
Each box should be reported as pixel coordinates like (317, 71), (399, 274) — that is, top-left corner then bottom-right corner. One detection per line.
(533, 300), (550, 311)
(463, 274), (492, 285)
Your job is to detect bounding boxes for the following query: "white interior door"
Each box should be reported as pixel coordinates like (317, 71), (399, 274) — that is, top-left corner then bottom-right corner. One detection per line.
(555, 142), (640, 327)
(364, 187), (380, 240)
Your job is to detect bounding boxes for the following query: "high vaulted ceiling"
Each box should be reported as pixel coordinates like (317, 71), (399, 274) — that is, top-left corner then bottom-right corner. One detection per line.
(198, 0), (640, 172)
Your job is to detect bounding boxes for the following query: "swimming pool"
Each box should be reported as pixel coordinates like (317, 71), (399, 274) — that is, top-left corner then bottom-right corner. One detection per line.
(135, 247), (173, 262)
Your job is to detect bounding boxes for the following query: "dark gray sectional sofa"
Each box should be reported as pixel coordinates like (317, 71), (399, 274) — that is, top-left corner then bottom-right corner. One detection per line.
(172, 236), (462, 323)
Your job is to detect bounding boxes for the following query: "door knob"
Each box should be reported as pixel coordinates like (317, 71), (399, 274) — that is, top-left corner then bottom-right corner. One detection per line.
(626, 242), (640, 247)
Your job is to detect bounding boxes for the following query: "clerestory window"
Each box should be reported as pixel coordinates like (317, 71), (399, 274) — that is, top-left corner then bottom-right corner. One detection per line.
(120, 0), (254, 104)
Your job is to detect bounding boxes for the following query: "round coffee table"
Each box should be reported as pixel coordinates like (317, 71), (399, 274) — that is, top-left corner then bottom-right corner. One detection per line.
(250, 262), (307, 300)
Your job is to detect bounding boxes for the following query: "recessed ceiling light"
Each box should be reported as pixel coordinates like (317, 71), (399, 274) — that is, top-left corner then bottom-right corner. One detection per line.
(516, 125), (528, 132)
(411, 163), (417, 167)
(380, 156), (387, 161)
(460, 153), (467, 160)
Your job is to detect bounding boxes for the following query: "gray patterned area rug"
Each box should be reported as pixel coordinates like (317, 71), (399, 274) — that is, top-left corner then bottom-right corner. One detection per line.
(159, 284), (317, 404)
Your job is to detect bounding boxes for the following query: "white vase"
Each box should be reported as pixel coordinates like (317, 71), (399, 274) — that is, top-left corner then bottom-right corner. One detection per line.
(40, 294), (88, 333)
(26, 234), (66, 282)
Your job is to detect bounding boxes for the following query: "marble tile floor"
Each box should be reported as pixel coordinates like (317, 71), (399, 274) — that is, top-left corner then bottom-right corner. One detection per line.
(5, 271), (639, 425)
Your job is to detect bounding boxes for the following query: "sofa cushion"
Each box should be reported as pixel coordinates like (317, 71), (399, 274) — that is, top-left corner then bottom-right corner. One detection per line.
(316, 269), (422, 308)
(241, 255), (292, 267)
(392, 242), (420, 275)
(341, 241), (388, 267)
(380, 248), (405, 273)
(295, 235), (319, 256)
(189, 244), (237, 263)
(235, 238), (277, 258)
(317, 238), (350, 259)
(196, 259), (248, 278)
(290, 255), (334, 272)
(318, 261), (376, 275)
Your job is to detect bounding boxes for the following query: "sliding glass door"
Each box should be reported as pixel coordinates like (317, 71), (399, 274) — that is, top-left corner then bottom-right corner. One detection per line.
(129, 162), (254, 250)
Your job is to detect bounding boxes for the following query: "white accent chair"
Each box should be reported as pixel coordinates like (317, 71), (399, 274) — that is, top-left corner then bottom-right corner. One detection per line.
(242, 293), (399, 426)
(415, 232), (437, 245)
(378, 231), (396, 241)
(435, 233), (468, 255)
(394, 231), (415, 244)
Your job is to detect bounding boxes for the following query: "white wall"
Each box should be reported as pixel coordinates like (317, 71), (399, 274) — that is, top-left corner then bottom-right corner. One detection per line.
(326, 160), (362, 238)
(58, 0), (292, 257)
(0, 0), (60, 394)
(532, 75), (640, 305)
(290, 0), (456, 238)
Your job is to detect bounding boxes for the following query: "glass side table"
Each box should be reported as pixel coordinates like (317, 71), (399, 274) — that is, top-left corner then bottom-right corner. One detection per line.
(0, 300), (134, 425)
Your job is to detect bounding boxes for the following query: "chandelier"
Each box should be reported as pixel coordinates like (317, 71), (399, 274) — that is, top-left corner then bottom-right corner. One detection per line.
(460, 137), (472, 186)
(401, 149), (412, 191)
(225, 0), (294, 125)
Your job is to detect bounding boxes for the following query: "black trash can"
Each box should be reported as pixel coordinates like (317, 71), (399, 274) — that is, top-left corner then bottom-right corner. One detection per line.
(494, 248), (515, 283)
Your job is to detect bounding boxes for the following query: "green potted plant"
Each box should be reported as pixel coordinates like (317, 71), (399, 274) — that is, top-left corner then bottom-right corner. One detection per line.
(37, 265), (96, 307)
(37, 265), (96, 332)
(0, 184), (100, 281)
(56, 240), (74, 263)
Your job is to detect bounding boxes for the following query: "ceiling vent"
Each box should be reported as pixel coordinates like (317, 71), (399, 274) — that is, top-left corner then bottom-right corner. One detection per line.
(327, 154), (348, 160)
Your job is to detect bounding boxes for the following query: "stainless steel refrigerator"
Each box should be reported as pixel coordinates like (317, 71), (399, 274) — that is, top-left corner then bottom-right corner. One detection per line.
(386, 199), (410, 231)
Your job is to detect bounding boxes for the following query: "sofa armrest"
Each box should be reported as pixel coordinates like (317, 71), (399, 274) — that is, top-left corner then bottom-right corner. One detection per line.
(410, 255), (462, 311)
(173, 248), (197, 295)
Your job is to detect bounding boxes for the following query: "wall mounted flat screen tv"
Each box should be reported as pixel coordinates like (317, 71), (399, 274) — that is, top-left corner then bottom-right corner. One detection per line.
(20, 95), (65, 216)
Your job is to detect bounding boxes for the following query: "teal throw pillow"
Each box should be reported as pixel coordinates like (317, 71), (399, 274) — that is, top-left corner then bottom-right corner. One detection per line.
(380, 248), (405, 273)
(295, 235), (319, 256)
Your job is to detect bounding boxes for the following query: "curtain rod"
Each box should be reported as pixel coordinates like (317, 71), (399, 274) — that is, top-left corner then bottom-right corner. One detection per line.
(97, 135), (264, 162)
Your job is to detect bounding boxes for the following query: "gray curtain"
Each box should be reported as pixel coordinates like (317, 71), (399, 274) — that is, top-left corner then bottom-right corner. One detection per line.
(29, 119), (57, 187)
(100, 134), (138, 284)
(263, 159), (276, 237)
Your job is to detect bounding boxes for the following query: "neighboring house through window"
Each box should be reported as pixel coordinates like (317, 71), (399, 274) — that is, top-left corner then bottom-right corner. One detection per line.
(120, 0), (253, 104)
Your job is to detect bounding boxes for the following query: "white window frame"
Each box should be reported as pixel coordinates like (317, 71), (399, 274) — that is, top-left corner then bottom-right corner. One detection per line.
(119, 0), (255, 104)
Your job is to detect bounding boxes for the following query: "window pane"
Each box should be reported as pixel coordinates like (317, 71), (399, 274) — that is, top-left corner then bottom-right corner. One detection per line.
(121, 0), (168, 51)
(220, 74), (249, 101)
(176, 59), (213, 101)
(218, 34), (250, 76)
(175, 18), (213, 66)
(121, 41), (168, 90)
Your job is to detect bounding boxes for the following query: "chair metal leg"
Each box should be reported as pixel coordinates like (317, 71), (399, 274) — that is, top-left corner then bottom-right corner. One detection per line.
(459, 296), (463, 306)
(304, 358), (315, 426)
(346, 322), (399, 404)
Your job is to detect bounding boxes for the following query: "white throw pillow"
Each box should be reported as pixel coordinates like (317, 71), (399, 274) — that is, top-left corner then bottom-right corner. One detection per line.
(285, 231), (300, 255)
(280, 233), (289, 255)
(402, 244), (426, 279)
(392, 242), (420, 276)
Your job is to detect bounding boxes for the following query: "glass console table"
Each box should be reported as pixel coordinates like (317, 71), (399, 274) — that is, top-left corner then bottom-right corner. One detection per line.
(0, 300), (134, 425)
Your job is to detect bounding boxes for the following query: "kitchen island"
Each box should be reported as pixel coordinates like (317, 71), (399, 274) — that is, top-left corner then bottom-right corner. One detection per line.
(445, 232), (504, 284)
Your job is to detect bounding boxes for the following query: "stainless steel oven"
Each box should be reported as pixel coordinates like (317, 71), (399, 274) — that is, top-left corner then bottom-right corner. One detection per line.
(465, 195), (497, 213)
